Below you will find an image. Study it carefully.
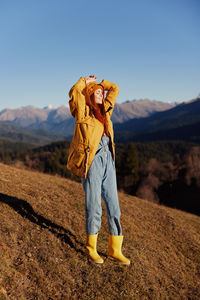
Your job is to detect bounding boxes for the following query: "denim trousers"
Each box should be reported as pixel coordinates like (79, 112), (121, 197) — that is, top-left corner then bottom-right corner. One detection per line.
(81, 134), (122, 236)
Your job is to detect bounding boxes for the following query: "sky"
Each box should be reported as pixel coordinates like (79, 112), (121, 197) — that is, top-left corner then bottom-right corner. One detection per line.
(0, 0), (200, 110)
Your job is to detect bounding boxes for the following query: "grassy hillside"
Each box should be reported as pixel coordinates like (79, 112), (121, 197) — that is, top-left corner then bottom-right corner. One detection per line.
(0, 163), (200, 299)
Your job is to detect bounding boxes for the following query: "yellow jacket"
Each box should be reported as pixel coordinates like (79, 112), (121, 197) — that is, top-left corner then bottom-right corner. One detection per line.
(67, 77), (119, 178)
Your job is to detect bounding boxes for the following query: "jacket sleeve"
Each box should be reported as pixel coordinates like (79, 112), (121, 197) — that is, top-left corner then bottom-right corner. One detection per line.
(100, 79), (119, 118)
(68, 77), (86, 120)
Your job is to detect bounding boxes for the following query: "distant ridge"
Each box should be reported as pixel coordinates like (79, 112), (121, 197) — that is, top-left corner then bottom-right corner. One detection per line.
(114, 98), (200, 143)
(0, 99), (175, 135)
(0, 121), (68, 148)
(111, 99), (175, 123)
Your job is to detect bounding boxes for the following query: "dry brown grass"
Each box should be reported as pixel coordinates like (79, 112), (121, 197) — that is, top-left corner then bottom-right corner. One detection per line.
(0, 162), (200, 299)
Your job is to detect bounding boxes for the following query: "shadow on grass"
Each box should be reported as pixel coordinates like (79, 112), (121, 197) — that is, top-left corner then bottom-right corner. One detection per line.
(0, 193), (86, 256)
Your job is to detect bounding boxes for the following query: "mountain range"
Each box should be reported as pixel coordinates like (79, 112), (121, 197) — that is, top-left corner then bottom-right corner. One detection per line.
(0, 99), (175, 136)
(114, 98), (200, 143)
(0, 98), (200, 146)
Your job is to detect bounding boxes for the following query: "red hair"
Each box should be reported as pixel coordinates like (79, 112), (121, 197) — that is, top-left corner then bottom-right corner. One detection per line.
(85, 87), (109, 137)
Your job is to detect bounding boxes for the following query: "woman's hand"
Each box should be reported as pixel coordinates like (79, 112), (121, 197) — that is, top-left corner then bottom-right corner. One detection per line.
(85, 75), (97, 85)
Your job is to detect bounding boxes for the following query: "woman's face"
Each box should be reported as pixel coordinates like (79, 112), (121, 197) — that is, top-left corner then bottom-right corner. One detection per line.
(94, 88), (103, 104)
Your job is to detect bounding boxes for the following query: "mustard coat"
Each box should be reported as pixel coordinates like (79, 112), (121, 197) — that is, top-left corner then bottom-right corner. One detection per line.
(67, 77), (119, 179)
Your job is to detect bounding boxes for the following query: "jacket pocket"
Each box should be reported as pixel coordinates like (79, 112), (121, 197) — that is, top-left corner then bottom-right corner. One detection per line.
(68, 142), (90, 171)
(72, 143), (86, 168)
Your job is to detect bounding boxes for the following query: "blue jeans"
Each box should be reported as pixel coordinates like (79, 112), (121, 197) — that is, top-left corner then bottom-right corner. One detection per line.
(81, 134), (122, 236)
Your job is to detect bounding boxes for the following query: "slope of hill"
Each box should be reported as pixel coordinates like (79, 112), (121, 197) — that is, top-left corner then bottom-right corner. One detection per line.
(0, 163), (199, 299)
(0, 138), (36, 152)
(116, 121), (200, 143)
(0, 121), (68, 148)
(114, 98), (200, 143)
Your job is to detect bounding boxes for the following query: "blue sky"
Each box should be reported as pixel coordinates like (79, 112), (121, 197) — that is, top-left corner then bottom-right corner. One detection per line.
(0, 0), (199, 110)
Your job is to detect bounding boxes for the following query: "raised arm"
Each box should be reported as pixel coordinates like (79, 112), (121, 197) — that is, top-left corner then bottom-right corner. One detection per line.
(68, 76), (119, 120)
(68, 77), (86, 120)
(100, 79), (119, 117)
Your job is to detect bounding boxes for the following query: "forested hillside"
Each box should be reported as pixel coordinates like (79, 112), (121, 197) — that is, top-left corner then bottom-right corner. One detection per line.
(0, 140), (199, 216)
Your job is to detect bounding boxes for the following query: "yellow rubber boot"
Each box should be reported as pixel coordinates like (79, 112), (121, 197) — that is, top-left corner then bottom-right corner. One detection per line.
(86, 234), (104, 264)
(108, 235), (130, 265)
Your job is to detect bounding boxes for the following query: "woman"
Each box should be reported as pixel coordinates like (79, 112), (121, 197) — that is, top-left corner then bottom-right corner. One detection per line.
(67, 75), (130, 265)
